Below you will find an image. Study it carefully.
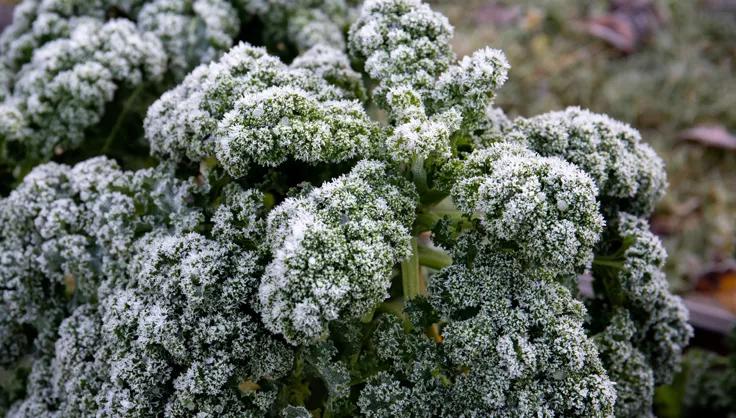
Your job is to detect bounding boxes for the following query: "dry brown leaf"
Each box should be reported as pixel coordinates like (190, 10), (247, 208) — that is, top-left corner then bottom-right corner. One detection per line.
(678, 125), (736, 151)
(473, 3), (521, 26)
(585, 15), (637, 53)
(713, 273), (736, 313)
(694, 262), (736, 314)
(583, 0), (662, 53)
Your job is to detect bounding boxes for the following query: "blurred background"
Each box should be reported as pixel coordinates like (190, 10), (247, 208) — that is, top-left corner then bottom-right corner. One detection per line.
(1, 0), (734, 416)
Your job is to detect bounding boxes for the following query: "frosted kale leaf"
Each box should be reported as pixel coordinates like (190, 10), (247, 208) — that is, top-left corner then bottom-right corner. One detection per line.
(348, 0), (508, 160)
(593, 309), (655, 418)
(259, 160), (417, 344)
(509, 107), (667, 215)
(145, 43), (377, 177)
(101, 233), (293, 416)
(591, 212), (693, 384)
(451, 143), (603, 274)
(431, 253), (616, 417)
(0, 19), (165, 165)
(467, 105), (512, 148)
(138, 0), (241, 78)
(359, 253), (617, 418)
(428, 47), (509, 130)
(290, 44), (366, 100)
(211, 183), (267, 248)
(238, 0), (358, 51)
(357, 314), (448, 418)
(0, 0), (249, 181)
(383, 85), (461, 161)
(0, 1), (147, 81)
(6, 305), (110, 417)
(0, 157), (200, 368)
(348, 0), (454, 105)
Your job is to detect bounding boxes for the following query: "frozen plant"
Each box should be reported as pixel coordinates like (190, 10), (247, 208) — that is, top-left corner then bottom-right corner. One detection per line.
(0, 0), (691, 416)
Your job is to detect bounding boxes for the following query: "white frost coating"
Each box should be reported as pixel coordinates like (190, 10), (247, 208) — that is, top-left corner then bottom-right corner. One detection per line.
(349, 0), (455, 103)
(0, 157), (201, 371)
(259, 160), (417, 344)
(145, 43), (376, 176)
(452, 143), (604, 275)
(430, 47), (510, 128)
(1, 19), (166, 161)
(360, 252), (617, 417)
(594, 310), (656, 417)
(290, 43), (366, 99)
(7, 233), (294, 417)
(509, 106), (667, 215)
(593, 213), (693, 385)
(384, 86), (461, 161)
(215, 85), (377, 176)
(348, 0), (509, 161)
(138, 0), (240, 78)
(0, 0), (245, 173)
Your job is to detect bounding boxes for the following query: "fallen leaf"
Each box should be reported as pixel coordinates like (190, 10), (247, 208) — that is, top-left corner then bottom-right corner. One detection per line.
(694, 261), (736, 314)
(585, 15), (637, 53)
(582, 0), (662, 53)
(713, 273), (736, 313)
(473, 3), (522, 26)
(678, 125), (736, 151)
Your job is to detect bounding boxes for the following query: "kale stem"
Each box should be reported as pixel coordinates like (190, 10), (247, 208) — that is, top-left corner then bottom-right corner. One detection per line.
(592, 258), (624, 269)
(417, 243), (452, 270)
(401, 238), (421, 301)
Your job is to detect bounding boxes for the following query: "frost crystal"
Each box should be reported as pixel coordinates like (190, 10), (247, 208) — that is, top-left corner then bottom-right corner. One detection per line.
(593, 309), (655, 418)
(360, 253), (617, 417)
(348, 0), (454, 104)
(0, 157), (200, 369)
(348, 0), (509, 162)
(137, 0), (241, 78)
(145, 43), (377, 177)
(259, 160), (417, 344)
(100, 233), (293, 416)
(509, 107), (667, 215)
(452, 143), (604, 274)
(0, 19), (165, 162)
(591, 213), (693, 386)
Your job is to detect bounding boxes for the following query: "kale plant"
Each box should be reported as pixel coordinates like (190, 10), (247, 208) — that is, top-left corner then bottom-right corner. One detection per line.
(0, 0), (692, 416)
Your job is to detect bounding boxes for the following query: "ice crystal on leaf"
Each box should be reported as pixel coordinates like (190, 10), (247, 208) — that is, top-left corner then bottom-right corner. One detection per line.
(451, 143), (604, 274)
(0, 0), (689, 416)
(145, 43), (378, 177)
(259, 160), (417, 344)
(509, 106), (667, 215)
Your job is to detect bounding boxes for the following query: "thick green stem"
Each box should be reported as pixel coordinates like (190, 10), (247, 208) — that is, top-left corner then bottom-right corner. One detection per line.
(417, 243), (452, 270)
(413, 204), (467, 234)
(592, 258), (625, 269)
(401, 238), (421, 301)
(413, 212), (440, 234)
(411, 158), (427, 191)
